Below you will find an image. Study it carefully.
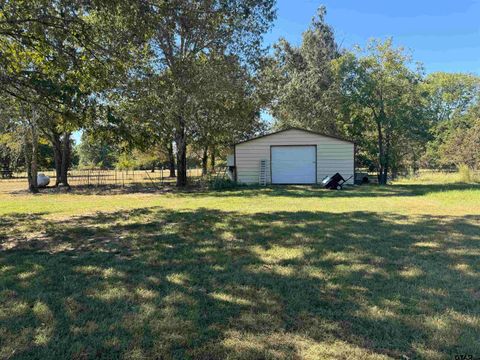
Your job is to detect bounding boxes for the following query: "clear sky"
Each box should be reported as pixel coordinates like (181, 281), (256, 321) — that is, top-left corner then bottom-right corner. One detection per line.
(264, 0), (480, 74)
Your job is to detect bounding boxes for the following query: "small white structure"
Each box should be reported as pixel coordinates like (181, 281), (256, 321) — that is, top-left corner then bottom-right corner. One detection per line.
(232, 128), (355, 185)
(37, 173), (50, 187)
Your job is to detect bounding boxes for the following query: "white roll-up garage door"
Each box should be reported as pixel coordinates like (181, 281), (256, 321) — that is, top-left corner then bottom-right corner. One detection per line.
(271, 146), (316, 184)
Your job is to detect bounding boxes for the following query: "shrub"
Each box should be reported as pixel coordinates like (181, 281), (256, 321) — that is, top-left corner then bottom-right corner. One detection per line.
(458, 164), (473, 182)
(207, 177), (237, 190)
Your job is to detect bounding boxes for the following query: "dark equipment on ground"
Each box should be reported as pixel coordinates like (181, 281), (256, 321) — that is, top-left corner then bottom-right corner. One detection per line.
(321, 173), (353, 190)
(355, 172), (370, 185)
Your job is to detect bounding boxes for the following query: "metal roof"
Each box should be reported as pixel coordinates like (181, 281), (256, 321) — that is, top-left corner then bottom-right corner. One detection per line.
(234, 127), (354, 145)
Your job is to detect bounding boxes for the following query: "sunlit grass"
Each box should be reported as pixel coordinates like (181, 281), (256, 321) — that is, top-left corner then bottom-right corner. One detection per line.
(394, 169), (480, 185)
(0, 174), (479, 359)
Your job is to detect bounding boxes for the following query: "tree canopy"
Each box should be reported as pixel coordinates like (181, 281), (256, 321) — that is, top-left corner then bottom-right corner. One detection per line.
(263, 6), (341, 134)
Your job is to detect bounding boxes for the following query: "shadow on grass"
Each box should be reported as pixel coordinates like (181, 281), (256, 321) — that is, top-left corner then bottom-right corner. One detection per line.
(6, 181), (479, 200)
(0, 208), (479, 359)
(190, 182), (480, 199)
(7, 183), (175, 196)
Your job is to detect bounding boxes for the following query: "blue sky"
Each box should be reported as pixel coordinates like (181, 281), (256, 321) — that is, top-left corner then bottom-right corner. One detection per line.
(264, 0), (480, 74)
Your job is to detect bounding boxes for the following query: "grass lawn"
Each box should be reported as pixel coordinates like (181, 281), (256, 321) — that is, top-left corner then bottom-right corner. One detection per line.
(0, 177), (479, 359)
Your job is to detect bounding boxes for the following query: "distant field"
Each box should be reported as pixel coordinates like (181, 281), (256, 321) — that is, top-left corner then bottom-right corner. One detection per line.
(0, 173), (479, 359)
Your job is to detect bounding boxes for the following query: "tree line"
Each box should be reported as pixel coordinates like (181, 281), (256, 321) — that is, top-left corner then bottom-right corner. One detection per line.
(1, 2), (478, 191)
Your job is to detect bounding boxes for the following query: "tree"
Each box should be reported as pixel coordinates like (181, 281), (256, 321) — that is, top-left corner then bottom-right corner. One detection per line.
(423, 72), (480, 123)
(77, 132), (119, 169)
(0, 97), (23, 177)
(263, 6), (341, 134)
(190, 53), (266, 175)
(0, 95), (42, 190)
(111, 71), (179, 177)
(0, 0), (147, 189)
(0, 132), (22, 177)
(437, 105), (480, 169)
(140, 0), (276, 186)
(422, 72), (480, 167)
(333, 39), (428, 184)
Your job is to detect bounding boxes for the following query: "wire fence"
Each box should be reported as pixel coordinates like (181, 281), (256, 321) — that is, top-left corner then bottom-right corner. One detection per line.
(0, 167), (228, 189)
(2, 167), (474, 192)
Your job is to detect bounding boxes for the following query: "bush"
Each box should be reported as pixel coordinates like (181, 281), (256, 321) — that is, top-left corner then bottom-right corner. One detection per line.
(207, 177), (237, 190)
(458, 164), (473, 182)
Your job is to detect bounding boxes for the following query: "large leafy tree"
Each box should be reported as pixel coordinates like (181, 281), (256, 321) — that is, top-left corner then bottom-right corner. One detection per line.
(437, 105), (480, 169)
(113, 69), (179, 177)
(422, 72), (480, 167)
(0, 96), (23, 177)
(112, 51), (266, 178)
(423, 72), (480, 123)
(190, 53), (266, 174)
(0, 0), (146, 190)
(263, 6), (341, 134)
(0, 97), (43, 191)
(138, 0), (275, 186)
(333, 39), (428, 184)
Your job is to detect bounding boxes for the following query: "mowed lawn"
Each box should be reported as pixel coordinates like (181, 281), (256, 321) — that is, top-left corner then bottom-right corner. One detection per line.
(0, 178), (479, 359)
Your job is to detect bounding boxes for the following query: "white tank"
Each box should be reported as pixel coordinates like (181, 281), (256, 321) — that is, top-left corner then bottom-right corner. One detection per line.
(37, 173), (50, 187)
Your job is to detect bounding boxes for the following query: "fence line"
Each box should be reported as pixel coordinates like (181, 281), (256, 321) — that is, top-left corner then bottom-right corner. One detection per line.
(0, 167), (225, 188)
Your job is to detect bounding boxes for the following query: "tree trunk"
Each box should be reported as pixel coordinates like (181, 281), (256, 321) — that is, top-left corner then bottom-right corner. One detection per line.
(59, 131), (71, 187)
(412, 151), (419, 175)
(30, 123), (39, 192)
(380, 166), (388, 185)
(392, 168), (398, 180)
(175, 124), (187, 187)
(376, 121), (388, 185)
(380, 132), (392, 184)
(24, 130), (33, 191)
(1, 155), (11, 178)
(210, 145), (216, 173)
(24, 121), (39, 193)
(167, 142), (176, 177)
(51, 131), (62, 186)
(201, 146), (208, 176)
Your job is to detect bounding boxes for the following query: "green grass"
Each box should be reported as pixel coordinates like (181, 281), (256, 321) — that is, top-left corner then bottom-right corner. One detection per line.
(0, 178), (479, 359)
(393, 169), (480, 185)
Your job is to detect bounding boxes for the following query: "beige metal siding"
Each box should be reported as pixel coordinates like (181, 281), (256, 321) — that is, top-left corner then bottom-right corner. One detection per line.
(235, 129), (354, 184)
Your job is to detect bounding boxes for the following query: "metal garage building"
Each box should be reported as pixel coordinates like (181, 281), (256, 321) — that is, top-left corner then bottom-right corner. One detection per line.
(231, 128), (355, 185)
